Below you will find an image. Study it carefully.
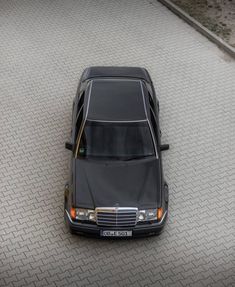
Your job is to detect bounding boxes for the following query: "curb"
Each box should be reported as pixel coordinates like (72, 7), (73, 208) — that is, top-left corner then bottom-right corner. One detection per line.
(157, 0), (235, 59)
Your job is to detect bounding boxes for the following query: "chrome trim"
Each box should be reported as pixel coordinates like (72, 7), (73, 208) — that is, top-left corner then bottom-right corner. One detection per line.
(147, 119), (158, 159)
(65, 209), (167, 226)
(95, 207), (138, 212)
(92, 78), (141, 82)
(157, 210), (167, 224)
(65, 209), (73, 223)
(75, 81), (93, 157)
(86, 119), (147, 123)
(96, 207), (138, 227)
(139, 81), (158, 159)
(85, 80), (93, 120)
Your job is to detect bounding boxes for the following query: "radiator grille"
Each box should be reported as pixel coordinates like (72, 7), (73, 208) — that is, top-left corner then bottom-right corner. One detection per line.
(96, 208), (138, 227)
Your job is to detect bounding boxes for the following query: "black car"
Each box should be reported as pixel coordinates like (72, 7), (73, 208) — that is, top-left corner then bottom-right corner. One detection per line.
(64, 66), (169, 237)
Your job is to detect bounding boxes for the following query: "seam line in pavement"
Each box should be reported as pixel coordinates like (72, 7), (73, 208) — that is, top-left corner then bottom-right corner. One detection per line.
(157, 0), (235, 59)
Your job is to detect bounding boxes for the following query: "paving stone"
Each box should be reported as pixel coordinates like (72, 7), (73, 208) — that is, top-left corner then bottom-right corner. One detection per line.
(0, 0), (234, 286)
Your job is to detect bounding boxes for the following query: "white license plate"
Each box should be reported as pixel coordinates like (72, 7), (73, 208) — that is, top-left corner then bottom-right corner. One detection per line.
(101, 230), (132, 237)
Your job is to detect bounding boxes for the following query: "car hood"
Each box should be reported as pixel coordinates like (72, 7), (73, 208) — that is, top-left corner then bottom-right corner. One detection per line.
(74, 158), (161, 209)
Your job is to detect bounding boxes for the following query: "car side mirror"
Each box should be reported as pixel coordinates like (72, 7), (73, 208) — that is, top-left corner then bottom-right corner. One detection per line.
(65, 141), (74, 151)
(160, 144), (169, 151)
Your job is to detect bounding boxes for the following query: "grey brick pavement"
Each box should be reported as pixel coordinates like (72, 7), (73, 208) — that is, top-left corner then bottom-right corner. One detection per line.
(0, 0), (235, 286)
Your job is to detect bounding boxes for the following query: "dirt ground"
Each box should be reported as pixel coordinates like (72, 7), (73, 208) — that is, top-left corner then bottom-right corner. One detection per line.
(171, 0), (235, 47)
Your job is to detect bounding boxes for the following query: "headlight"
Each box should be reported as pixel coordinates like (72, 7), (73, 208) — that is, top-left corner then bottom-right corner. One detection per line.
(70, 208), (96, 221)
(138, 208), (163, 222)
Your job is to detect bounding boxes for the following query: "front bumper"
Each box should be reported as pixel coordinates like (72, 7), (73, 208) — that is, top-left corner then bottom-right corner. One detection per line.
(64, 209), (167, 237)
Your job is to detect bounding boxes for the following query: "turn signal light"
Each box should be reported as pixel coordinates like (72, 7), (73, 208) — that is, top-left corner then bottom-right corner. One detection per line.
(70, 207), (76, 220)
(157, 207), (163, 220)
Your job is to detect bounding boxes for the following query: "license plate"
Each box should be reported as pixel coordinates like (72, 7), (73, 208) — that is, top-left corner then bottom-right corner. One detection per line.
(101, 230), (132, 237)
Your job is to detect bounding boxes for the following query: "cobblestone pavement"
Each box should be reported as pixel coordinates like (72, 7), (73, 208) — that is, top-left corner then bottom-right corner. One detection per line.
(0, 1), (235, 286)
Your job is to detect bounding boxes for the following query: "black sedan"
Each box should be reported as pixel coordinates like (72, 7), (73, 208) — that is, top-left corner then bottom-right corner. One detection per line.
(64, 66), (169, 237)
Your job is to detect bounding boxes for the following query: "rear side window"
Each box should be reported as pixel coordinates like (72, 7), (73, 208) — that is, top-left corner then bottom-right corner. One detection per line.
(148, 93), (155, 111)
(150, 108), (157, 137)
(75, 107), (84, 140)
(77, 92), (84, 116)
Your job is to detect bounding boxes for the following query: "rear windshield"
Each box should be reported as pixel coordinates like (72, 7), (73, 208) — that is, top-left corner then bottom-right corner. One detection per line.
(77, 120), (155, 160)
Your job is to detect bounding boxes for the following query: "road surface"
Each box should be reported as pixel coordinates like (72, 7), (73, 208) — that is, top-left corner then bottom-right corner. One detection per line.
(0, 0), (234, 286)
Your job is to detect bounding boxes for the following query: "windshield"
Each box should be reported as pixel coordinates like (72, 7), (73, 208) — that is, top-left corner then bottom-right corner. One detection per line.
(77, 120), (155, 160)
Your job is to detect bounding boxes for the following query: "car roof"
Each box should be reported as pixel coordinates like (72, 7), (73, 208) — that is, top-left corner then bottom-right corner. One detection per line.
(86, 79), (147, 121)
